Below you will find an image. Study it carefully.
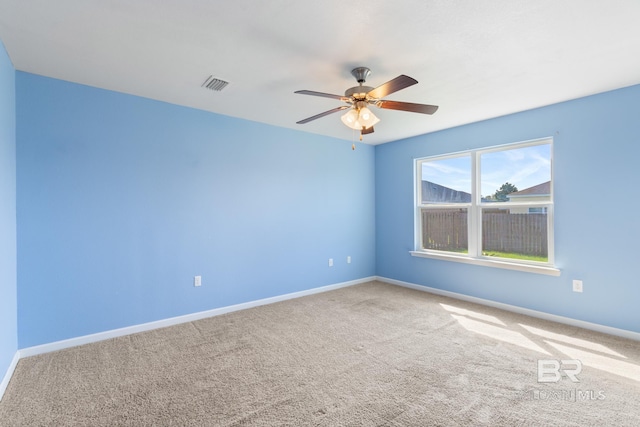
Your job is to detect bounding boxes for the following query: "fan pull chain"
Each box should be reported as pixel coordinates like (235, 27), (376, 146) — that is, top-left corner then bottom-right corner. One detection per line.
(351, 128), (357, 150)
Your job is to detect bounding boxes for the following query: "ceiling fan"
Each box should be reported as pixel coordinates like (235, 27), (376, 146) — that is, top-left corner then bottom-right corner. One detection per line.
(295, 67), (438, 140)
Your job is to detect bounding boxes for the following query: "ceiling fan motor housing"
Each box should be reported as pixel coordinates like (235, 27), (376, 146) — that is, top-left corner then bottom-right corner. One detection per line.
(345, 85), (374, 99)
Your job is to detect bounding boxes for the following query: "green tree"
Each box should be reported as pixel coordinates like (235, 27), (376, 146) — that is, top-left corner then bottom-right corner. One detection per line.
(493, 182), (518, 202)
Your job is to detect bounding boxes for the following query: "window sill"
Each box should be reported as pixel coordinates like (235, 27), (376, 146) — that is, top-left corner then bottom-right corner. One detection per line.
(409, 251), (561, 276)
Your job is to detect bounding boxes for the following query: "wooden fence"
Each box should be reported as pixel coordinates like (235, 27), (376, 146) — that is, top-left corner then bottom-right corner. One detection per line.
(422, 209), (468, 252)
(482, 212), (547, 256)
(422, 210), (547, 256)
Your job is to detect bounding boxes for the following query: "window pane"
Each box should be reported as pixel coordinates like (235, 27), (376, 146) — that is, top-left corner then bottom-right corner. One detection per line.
(421, 208), (468, 253)
(480, 144), (550, 203)
(482, 208), (548, 262)
(421, 156), (471, 203)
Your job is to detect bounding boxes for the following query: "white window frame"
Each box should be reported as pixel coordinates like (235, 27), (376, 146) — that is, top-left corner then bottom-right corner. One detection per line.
(411, 137), (560, 276)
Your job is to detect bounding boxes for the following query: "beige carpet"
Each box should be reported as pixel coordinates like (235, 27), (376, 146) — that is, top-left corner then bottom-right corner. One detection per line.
(1, 281), (639, 426)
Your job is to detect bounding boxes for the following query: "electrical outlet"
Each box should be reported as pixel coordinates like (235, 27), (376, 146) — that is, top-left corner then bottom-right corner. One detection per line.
(328, 258), (333, 267)
(194, 275), (202, 287)
(572, 279), (583, 293)
(347, 256), (351, 264)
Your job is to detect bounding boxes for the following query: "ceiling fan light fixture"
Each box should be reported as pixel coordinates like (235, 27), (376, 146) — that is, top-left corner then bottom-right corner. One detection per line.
(341, 109), (362, 130)
(341, 106), (379, 131)
(358, 107), (379, 128)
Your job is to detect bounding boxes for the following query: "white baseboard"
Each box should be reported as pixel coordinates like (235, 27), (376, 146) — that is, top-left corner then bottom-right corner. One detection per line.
(0, 351), (20, 402)
(377, 276), (640, 341)
(19, 276), (375, 359)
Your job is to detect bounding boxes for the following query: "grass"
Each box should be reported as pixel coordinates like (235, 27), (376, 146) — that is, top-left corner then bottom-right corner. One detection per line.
(424, 246), (548, 263)
(482, 251), (547, 263)
(425, 247), (468, 254)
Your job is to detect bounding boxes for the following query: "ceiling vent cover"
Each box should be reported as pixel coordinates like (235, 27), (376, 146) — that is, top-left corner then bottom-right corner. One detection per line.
(202, 75), (229, 91)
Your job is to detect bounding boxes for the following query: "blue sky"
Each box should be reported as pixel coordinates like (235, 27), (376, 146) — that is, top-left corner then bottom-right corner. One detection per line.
(422, 143), (551, 198)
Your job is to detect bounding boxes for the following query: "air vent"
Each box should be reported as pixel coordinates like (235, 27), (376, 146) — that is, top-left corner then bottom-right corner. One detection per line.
(202, 75), (229, 91)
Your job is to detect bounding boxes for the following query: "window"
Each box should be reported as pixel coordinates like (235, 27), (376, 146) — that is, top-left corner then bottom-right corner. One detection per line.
(413, 138), (558, 275)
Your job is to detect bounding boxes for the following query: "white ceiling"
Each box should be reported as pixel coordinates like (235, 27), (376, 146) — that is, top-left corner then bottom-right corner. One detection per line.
(1, 1), (640, 145)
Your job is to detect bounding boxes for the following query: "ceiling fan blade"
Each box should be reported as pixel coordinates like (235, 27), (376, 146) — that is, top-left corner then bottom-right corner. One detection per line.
(377, 100), (439, 115)
(296, 106), (350, 124)
(366, 75), (418, 99)
(361, 126), (375, 135)
(295, 90), (350, 102)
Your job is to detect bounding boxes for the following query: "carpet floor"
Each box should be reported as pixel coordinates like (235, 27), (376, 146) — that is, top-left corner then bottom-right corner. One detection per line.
(1, 281), (639, 426)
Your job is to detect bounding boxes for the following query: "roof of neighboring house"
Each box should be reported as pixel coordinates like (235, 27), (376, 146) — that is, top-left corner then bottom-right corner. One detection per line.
(508, 181), (551, 197)
(422, 181), (471, 203)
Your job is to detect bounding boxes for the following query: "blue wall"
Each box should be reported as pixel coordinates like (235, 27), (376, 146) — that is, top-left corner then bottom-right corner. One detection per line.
(0, 42), (17, 379)
(16, 73), (376, 348)
(375, 84), (640, 333)
(10, 67), (640, 349)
